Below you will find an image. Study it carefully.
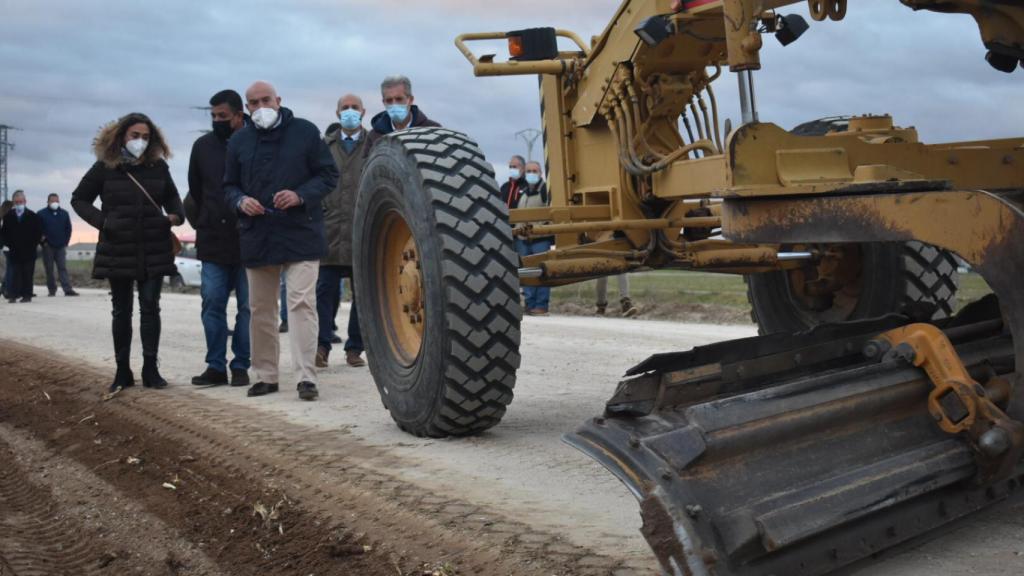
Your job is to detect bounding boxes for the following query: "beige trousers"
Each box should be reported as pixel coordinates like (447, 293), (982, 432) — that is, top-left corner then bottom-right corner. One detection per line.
(247, 260), (319, 385)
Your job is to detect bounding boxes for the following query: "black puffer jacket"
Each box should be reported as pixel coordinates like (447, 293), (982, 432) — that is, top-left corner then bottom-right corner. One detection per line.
(71, 123), (184, 280)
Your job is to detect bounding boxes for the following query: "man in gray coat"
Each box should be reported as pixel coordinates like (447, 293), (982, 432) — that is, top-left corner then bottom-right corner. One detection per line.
(316, 93), (368, 369)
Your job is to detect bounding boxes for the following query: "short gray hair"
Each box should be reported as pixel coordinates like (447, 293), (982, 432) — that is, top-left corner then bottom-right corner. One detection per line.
(380, 75), (412, 98)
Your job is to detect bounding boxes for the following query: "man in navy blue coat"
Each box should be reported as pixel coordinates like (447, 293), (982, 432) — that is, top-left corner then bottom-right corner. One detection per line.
(38, 193), (78, 297)
(224, 81), (338, 402)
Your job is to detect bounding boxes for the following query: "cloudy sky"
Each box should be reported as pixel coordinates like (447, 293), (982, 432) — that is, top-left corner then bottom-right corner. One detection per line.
(1, 0), (1019, 243)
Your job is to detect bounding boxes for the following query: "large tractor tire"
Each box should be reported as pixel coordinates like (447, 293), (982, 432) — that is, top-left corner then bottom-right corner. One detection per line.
(746, 241), (960, 334)
(353, 127), (521, 437)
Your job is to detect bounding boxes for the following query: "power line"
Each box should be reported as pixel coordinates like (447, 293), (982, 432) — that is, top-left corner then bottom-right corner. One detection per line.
(0, 124), (23, 203)
(514, 128), (542, 162)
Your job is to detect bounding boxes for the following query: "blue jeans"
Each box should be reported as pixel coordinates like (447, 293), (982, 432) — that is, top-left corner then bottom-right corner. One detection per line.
(201, 262), (251, 372)
(279, 276), (288, 323)
(316, 265), (363, 353)
(515, 238), (552, 311)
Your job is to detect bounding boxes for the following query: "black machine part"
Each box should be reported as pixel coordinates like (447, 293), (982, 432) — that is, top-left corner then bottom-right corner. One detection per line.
(566, 299), (1021, 576)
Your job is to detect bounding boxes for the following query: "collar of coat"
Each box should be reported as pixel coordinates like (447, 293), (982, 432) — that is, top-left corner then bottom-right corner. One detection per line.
(369, 105), (432, 136)
(325, 125), (367, 146)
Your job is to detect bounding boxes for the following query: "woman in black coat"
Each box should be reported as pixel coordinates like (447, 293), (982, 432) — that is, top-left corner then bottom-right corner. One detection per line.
(72, 112), (184, 393)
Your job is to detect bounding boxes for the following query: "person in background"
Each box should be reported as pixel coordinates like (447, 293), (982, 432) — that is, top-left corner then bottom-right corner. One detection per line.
(38, 193), (79, 297)
(223, 81), (338, 402)
(515, 161), (552, 316)
(316, 93), (368, 369)
(71, 113), (185, 392)
(500, 155), (527, 209)
(596, 275), (639, 318)
(366, 75), (440, 151)
(1, 190), (43, 303)
(186, 89), (251, 388)
(0, 200), (14, 298)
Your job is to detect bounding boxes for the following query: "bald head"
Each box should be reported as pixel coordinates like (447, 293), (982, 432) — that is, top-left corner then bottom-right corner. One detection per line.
(245, 81), (280, 113)
(337, 94), (363, 113)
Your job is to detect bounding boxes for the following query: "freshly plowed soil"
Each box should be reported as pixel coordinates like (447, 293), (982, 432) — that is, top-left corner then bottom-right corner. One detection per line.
(0, 340), (652, 576)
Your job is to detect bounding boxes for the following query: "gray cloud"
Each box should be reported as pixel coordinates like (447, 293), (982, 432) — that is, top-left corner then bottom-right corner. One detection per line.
(0, 0), (1017, 238)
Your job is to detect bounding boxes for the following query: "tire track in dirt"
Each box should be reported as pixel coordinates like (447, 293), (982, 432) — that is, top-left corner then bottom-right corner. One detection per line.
(0, 340), (656, 575)
(0, 440), (102, 576)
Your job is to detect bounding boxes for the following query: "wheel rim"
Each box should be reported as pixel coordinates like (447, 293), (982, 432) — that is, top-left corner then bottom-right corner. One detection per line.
(784, 244), (864, 325)
(377, 210), (425, 366)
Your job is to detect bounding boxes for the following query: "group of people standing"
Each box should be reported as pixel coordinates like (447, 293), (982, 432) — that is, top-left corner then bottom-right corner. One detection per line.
(0, 190), (79, 302)
(69, 75), (439, 400)
(499, 155), (637, 318)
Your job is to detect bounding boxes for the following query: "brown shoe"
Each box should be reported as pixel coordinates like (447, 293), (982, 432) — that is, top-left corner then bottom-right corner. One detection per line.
(315, 347), (329, 368)
(346, 351), (366, 367)
(620, 297), (638, 318)
(528, 308), (550, 317)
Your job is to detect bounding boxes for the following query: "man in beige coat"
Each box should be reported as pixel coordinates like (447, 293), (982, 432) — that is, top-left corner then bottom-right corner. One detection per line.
(316, 93), (368, 368)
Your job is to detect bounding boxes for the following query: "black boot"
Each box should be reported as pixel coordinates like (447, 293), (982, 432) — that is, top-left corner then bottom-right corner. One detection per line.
(110, 363), (135, 393)
(142, 356), (168, 389)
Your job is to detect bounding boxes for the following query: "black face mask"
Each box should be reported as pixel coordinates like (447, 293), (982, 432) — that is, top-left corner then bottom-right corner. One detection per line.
(212, 120), (233, 141)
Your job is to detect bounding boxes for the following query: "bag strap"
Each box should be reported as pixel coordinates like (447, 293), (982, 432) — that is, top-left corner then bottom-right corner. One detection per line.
(125, 172), (163, 214)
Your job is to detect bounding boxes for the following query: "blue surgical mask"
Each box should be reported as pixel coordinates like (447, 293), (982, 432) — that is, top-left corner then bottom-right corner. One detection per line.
(386, 104), (409, 125)
(14, 204), (25, 215)
(525, 173), (541, 186)
(508, 168), (521, 181)
(339, 109), (362, 130)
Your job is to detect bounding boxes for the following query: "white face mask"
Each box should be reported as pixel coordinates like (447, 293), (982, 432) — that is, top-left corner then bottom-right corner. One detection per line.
(508, 167), (522, 181)
(252, 107), (279, 130)
(49, 202), (60, 211)
(125, 138), (148, 158)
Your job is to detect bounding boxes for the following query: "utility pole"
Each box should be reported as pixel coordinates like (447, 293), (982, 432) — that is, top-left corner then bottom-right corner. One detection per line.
(0, 124), (21, 203)
(514, 128), (542, 162)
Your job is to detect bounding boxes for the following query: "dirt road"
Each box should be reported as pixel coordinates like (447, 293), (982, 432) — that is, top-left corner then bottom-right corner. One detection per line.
(2, 288), (1024, 575)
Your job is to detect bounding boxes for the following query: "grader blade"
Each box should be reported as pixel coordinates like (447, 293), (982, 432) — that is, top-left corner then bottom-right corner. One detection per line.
(567, 299), (1023, 576)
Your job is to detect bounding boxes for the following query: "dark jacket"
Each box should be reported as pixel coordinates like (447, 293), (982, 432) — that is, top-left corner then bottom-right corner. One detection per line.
(1, 209), (43, 260)
(500, 177), (528, 209)
(71, 122), (185, 280)
(187, 130), (241, 265)
(223, 107), (339, 268)
(37, 206), (73, 248)
(365, 105), (441, 152)
(322, 125), (369, 266)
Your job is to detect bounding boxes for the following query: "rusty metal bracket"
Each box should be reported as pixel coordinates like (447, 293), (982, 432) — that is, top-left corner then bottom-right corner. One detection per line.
(868, 323), (1024, 484)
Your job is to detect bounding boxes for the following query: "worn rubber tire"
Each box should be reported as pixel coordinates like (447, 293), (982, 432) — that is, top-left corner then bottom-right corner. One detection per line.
(747, 241), (959, 335)
(353, 127), (522, 437)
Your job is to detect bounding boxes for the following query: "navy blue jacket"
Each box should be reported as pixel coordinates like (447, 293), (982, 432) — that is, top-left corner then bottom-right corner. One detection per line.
(38, 206), (73, 249)
(223, 107), (339, 267)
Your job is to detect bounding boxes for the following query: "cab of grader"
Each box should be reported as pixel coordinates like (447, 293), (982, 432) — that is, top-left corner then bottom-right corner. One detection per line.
(352, 0), (1024, 573)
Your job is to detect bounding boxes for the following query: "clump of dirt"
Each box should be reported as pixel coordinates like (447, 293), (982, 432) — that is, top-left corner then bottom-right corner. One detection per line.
(552, 300), (753, 324)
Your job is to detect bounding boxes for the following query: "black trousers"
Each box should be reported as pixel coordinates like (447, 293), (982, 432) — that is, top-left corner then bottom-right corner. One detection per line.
(109, 277), (163, 364)
(8, 254), (36, 299)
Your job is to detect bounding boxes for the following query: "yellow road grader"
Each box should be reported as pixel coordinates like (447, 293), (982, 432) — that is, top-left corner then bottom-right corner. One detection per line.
(352, 0), (1024, 573)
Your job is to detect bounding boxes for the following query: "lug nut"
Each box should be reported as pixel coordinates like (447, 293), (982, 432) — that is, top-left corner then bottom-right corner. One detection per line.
(979, 427), (1011, 457)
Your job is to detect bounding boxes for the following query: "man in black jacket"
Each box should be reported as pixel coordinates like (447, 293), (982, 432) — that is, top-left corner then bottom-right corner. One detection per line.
(187, 89), (251, 388)
(1, 190), (43, 303)
(499, 155), (527, 209)
(224, 81), (338, 402)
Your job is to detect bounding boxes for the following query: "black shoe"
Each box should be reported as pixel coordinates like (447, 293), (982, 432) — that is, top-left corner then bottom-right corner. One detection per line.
(278, 321), (289, 333)
(110, 364), (135, 393)
(191, 368), (228, 386)
(230, 369), (250, 387)
(297, 381), (319, 401)
(330, 333), (343, 344)
(19, 297), (31, 303)
(65, 290), (80, 297)
(48, 291), (56, 297)
(142, 357), (168, 389)
(247, 382), (279, 397)
(6, 298), (16, 304)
